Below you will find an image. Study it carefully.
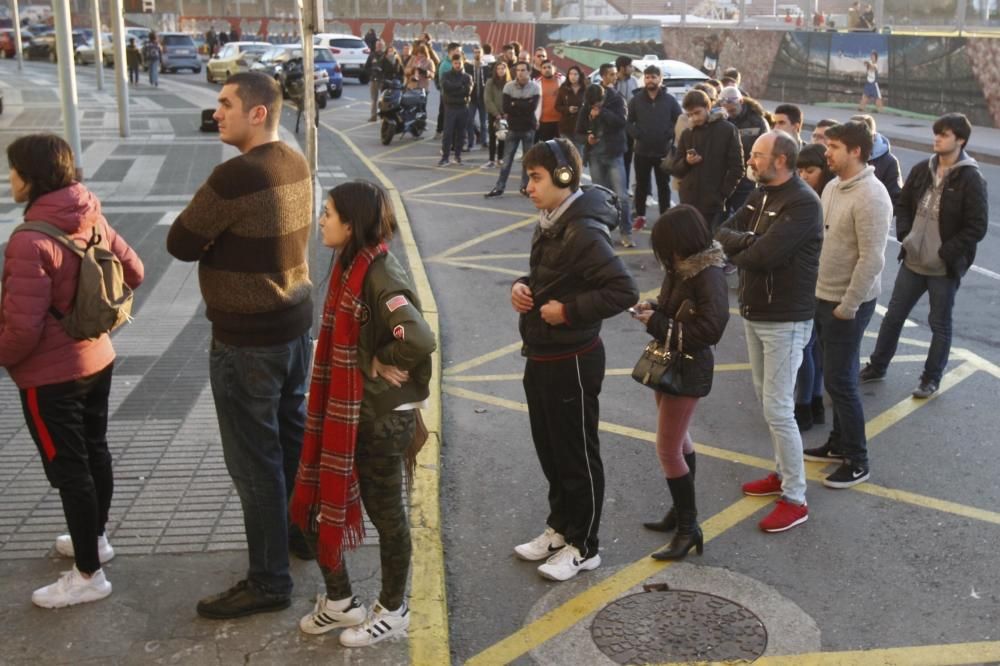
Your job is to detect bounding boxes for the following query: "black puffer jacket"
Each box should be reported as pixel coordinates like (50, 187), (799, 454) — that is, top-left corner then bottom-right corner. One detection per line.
(728, 101), (770, 165)
(895, 153), (989, 279)
(441, 68), (473, 107)
(667, 110), (744, 221)
(644, 242), (730, 390)
(516, 186), (639, 356)
(716, 175), (823, 322)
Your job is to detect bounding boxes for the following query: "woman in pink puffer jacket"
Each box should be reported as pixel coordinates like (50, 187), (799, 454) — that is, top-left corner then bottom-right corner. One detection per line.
(2, 134), (144, 608)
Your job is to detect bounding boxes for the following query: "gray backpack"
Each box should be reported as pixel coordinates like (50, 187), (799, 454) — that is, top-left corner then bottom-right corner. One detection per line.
(15, 221), (134, 340)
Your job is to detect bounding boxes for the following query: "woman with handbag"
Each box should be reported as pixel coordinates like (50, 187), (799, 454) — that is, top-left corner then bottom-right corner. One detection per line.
(292, 181), (436, 647)
(632, 205), (729, 560)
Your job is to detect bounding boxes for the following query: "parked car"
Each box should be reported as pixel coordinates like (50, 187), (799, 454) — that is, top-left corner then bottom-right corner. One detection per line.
(0, 28), (32, 58)
(158, 32), (200, 73)
(312, 32), (369, 82)
(248, 43), (294, 78)
(74, 32), (110, 65)
(206, 40), (271, 83)
(25, 28), (86, 62)
(589, 55), (708, 101)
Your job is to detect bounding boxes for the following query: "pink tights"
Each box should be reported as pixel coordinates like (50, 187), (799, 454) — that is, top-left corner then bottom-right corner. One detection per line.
(654, 392), (699, 478)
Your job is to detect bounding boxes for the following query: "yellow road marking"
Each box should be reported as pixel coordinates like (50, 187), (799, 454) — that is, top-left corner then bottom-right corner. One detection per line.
(865, 362), (976, 440)
(443, 341), (524, 376)
(320, 121), (450, 664)
(433, 259), (526, 277)
(404, 168), (483, 195)
(657, 640), (1000, 665)
(372, 136), (428, 159)
(464, 496), (772, 666)
(429, 215), (537, 260)
(341, 120), (377, 133)
(406, 196), (532, 219)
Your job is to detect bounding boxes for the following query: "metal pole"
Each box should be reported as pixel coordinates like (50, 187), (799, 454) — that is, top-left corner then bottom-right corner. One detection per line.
(738, 0), (746, 25)
(681, 0), (687, 26)
(12, 0), (24, 71)
(109, 0), (130, 137)
(297, 0), (317, 177)
(956, 0), (968, 31)
(92, 0), (105, 90)
(52, 0), (84, 174)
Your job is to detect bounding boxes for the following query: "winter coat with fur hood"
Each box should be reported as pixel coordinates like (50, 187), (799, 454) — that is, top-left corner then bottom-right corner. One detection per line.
(0, 183), (144, 389)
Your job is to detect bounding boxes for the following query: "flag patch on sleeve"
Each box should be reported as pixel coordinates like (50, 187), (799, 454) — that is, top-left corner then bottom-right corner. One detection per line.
(393, 324), (405, 340)
(386, 295), (409, 312)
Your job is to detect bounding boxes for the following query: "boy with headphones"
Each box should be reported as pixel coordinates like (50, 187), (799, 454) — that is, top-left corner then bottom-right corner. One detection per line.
(510, 138), (638, 581)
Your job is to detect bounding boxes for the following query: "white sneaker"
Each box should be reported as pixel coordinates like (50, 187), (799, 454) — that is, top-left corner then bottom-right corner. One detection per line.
(537, 545), (601, 582)
(339, 601), (410, 647)
(514, 526), (566, 561)
(54, 534), (115, 564)
(31, 566), (112, 608)
(299, 594), (366, 635)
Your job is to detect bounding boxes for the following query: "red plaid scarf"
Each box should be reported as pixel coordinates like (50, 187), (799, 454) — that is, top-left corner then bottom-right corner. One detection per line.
(290, 243), (387, 571)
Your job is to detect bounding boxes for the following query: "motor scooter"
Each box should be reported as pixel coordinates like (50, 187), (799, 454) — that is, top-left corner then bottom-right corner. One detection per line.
(377, 79), (427, 145)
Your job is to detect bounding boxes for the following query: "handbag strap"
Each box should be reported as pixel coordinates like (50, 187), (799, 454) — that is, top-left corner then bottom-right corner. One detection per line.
(676, 320), (683, 354)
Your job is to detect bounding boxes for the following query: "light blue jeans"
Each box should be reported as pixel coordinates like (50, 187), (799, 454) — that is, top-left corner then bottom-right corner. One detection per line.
(588, 153), (632, 239)
(744, 319), (813, 504)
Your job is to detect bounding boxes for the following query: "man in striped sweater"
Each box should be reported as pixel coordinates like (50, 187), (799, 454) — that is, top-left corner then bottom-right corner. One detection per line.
(167, 72), (315, 620)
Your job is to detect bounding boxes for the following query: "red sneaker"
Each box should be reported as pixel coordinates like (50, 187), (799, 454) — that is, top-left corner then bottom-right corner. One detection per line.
(632, 215), (647, 231)
(759, 499), (808, 533)
(741, 472), (782, 496)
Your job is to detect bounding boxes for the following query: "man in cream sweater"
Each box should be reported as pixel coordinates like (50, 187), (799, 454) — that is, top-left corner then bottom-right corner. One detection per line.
(803, 121), (891, 489)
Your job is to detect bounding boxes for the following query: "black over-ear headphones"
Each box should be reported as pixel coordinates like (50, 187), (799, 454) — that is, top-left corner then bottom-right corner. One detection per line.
(546, 139), (575, 188)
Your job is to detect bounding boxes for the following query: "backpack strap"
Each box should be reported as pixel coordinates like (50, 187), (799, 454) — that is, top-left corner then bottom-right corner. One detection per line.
(14, 221), (96, 320)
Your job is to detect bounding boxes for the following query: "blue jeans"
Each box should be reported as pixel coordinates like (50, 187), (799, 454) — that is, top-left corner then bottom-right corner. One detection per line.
(148, 59), (159, 86)
(795, 324), (823, 404)
(744, 319), (813, 504)
(494, 129), (534, 192)
(815, 299), (876, 467)
(589, 153), (632, 238)
(467, 96), (486, 146)
(209, 333), (312, 595)
(442, 105), (469, 160)
(869, 263), (959, 383)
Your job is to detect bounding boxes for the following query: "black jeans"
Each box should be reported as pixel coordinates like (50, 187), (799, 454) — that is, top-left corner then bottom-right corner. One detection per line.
(633, 153), (671, 218)
(20, 363), (115, 574)
(537, 121), (560, 142)
(442, 105), (469, 159)
(523, 342), (606, 559)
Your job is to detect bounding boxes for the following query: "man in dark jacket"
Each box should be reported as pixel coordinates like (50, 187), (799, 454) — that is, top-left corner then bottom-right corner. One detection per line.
(860, 113), (988, 398)
(668, 89), (744, 231)
(439, 52), (473, 166)
(364, 39), (386, 121)
(627, 64), (682, 230)
(511, 138), (638, 582)
(578, 63), (632, 246)
(720, 87), (769, 212)
(852, 114), (902, 204)
(717, 131), (822, 534)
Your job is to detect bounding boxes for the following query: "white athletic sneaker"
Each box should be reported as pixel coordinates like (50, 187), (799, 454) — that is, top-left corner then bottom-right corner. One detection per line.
(31, 566), (112, 608)
(339, 601), (410, 647)
(513, 527), (566, 561)
(54, 534), (115, 564)
(299, 594), (366, 635)
(536, 545), (601, 582)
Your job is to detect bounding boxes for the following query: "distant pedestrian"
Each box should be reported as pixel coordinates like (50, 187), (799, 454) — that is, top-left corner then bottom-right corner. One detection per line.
(614, 55), (639, 187)
(803, 121), (891, 489)
(555, 65), (585, 156)
(859, 50), (883, 113)
(206, 28), (218, 56)
(484, 61), (539, 198)
(512, 138), (638, 582)
(772, 103), (803, 146)
(860, 113), (988, 399)
(218, 29), (228, 47)
(293, 181), (436, 648)
(467, 45), (488, 150)
(439, 51), (472, 166)
(536, 60), (563, 142)
(627, 64), (682, 230)
(364, 28), (377, 51)
(483, 59), (510, 168)
(143, 32), (161, 87)
(168, 73), (315, 620)
(719, 86), (769, 213)
(811, 117), (837, 145)
(126, 37), (142, 85)
(364, 39), (386, 122)
(3, 133), (144, 608)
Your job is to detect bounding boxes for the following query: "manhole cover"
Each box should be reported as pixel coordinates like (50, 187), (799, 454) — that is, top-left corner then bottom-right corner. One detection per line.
(591, 589), (768, 664)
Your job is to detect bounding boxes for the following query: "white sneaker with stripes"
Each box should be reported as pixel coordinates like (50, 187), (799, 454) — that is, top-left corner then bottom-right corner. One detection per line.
(514, 526), (566, 561)
(339, 601), (410, 647)
(55, 534), (115, 564)
(537, 544), (601, 582)
(299, 594), (366, 635)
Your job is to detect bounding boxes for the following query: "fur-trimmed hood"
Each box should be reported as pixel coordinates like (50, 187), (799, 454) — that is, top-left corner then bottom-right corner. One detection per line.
(675, 241), (726, 280)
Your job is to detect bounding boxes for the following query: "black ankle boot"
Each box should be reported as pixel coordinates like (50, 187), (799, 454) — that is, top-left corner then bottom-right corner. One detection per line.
(652, 474), (703, 560)
(811, 396), (826, 425)
(642, 452), (696, 532)
(794, 403), (813, 431)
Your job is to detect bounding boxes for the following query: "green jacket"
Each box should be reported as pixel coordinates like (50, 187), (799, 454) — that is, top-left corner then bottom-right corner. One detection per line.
(357, 252), (436, 421)
(485, 78), (505, 118)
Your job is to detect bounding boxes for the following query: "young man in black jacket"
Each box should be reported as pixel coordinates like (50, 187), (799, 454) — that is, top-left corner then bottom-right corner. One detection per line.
(627, 64), (682, 230)
(510, 138), (638, 582)
(717, 131), (822, 533)
(439, 52), (473, 166)
(860, 113), (989, 398)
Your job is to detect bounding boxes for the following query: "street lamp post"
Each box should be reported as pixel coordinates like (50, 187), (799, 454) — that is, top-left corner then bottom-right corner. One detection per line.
(52, 0), (84, 174)
(109, 0), (130, 137)
(92, 0), (105, 90)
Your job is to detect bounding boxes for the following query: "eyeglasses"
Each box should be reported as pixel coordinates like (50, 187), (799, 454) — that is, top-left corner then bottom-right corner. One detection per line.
(721, 97), (741, 104)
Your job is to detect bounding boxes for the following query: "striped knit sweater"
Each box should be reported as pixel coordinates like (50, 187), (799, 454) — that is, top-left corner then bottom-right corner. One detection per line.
(167, 141), (313, 346)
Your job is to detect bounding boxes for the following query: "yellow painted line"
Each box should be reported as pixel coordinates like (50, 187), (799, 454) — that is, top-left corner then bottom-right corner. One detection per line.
(372, 136), (428, 159)
(953, 347), (1000, 380)
(443, 341), (524, 376)
(404, 168), (483, 195)
(406, 196), (531, 219)
(865, 362), (976, 440)
(661, 640), (1000, 666)
(464, 495), (771, 666)
(320, 120), (450, 664)
(430, 215), (537, 260)
(853, 480), (1000, 526)
(341, 120), (377, 133)
(433, 259), (526, 277)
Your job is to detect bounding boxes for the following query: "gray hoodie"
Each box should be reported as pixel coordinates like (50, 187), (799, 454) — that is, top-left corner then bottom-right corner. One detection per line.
(816, 165), (892, 317)
(901, 154), (978, 276)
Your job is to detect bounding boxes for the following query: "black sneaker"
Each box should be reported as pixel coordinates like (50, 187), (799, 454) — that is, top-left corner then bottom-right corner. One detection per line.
(803, 441), (845, 463)
(912, 378), (938, 399)
(484, 188), (504, 198)
(859, 362), (886, 383)
(822, 461), (870, 489)
(196, 580), (291, 619)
